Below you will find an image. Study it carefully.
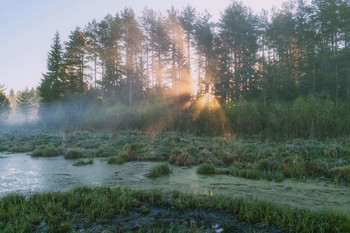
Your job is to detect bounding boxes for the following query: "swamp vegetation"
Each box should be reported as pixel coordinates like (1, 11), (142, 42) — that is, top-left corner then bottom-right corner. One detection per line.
(1, 130), (350, 232)
(1, 130), (350, 186)
(0, 186), (349, 233)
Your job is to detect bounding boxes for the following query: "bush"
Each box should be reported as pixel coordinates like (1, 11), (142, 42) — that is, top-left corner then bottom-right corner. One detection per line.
(196, 164), (216, 175)
(65, 149), (83, 159)
(147, 163), (171, 178)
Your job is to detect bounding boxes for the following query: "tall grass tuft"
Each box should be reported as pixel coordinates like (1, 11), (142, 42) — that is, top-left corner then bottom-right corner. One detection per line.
(147, 163), (171, 178)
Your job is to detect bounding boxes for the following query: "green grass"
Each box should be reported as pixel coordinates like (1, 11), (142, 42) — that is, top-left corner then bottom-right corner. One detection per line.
(2, 130), (350, 185)
(329, 166), (350, 183)
(72, 159), (93, 166)
(0, 186), (349, 233)
(230, 167), (262, 180)
(64, 149), (83, 159)
(146, 163), (171, 178)
(108, 156), (126, 165)
(196, 164), (216, 175)
(31, 145), (58, 157)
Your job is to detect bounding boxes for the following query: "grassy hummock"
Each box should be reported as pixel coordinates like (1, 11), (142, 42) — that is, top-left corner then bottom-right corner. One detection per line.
(0, 186), (349, 233)
(64, 149), (83, 159)
(72, 159), (93, 167)
(197, 164), (216, 175)
(108, 155), (126, 165)
(2, 130), (350, 185)
(146, 163), (171, 178)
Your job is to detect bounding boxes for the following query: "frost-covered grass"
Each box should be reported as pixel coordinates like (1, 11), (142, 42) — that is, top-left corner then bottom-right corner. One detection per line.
(1, 130), (350, 184)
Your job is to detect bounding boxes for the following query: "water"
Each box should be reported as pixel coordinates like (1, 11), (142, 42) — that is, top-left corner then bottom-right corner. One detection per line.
(1, 153), (350, 215)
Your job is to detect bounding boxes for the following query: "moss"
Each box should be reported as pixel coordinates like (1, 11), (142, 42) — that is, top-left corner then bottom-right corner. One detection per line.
(147, 163), (171, 178)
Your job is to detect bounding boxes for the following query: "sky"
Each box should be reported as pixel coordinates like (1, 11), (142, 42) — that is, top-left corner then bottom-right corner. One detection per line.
(0, 0), (287, 94)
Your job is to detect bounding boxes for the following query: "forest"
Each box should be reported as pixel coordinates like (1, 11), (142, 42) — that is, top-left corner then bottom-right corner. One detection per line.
(1, 0), (350, 138)
(1, 1), (350, 232)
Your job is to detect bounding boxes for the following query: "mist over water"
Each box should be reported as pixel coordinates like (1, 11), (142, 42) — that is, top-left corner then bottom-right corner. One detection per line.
(1, 152), (349, 216)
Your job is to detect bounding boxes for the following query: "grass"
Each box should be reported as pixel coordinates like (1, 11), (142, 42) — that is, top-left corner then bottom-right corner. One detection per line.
(196, 164), (216, 175)
(64, 149), (83, 159)
(0, 186), (349, 233)
(31, 145), (58, 157)
(147, 163), (171, 178)
(108, 156), (126, 165)
(1, 129), (350, 185)
(230, 167), (262, 180)
(196, 164), (285, 182)
(72, 159), (93, 166)
(329, 166), (350, 183)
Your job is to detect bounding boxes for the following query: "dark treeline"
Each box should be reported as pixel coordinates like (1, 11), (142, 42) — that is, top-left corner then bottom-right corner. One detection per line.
(3, 0), (350, 138)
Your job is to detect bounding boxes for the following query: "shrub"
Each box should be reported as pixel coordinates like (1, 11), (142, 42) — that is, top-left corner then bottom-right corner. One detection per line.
(65, 149), (83, 159)
(147, 163), (171, 178)
(196, 164), (216, 175)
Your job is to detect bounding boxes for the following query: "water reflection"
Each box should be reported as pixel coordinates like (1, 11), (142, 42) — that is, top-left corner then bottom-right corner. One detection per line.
(0, 153), (349, 215)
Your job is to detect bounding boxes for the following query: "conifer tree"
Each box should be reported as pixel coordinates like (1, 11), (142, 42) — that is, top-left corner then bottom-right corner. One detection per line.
(0, 85), (11, 122)
(16, 88), (36, 123)
(38, 32), (65, 103)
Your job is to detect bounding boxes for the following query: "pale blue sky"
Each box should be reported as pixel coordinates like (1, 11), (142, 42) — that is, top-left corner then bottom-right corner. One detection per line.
(0, 0), (286, 94)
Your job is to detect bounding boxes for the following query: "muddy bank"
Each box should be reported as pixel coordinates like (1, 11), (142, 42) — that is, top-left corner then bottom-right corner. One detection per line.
(71, 207), (278, 233)
(1, 153), (349, 215)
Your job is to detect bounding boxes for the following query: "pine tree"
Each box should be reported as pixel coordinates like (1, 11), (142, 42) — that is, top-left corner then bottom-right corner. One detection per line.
(38, 32), (65, 103)
(179, 5), (196, 69)
(65, 27), (89, 95)
(0, 85), (11, 122)
(16, 88), (36, 123)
